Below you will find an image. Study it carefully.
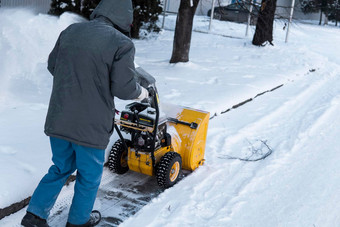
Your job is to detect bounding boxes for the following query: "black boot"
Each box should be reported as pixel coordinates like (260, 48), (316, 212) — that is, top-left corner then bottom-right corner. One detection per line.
(21, 212), (49, 227)
(66, 210), (101, 227)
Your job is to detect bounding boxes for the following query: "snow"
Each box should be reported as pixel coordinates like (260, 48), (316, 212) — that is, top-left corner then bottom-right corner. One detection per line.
(1, 9), (340, 226)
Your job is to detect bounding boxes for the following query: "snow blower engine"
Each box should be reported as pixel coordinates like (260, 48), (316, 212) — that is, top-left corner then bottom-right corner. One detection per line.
(108, 67), (210, 188)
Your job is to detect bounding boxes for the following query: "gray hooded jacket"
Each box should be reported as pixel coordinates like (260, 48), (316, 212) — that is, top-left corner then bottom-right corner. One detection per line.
(45, 0), (141, 149)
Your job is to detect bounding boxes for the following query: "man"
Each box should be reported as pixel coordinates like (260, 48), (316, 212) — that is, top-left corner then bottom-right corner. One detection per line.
(21, 0), (148, 226)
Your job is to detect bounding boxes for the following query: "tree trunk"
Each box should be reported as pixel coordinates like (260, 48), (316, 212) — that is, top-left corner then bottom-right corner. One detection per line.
(170, 0), (199, 63)
(252, 0), (277, 46)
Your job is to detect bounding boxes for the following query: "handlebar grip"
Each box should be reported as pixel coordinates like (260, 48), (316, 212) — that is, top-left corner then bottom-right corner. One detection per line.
(147, 87), (155, 97)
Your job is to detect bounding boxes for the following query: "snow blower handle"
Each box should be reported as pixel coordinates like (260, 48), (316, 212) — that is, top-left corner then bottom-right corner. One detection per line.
(141, 86), (158, 108)
(147, 87), (155, 99)
(146, 86), (159, 170)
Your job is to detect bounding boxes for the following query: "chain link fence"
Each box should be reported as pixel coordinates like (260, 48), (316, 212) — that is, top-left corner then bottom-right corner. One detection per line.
(160, 0), (325, 41)
(162, 0), (322, 20)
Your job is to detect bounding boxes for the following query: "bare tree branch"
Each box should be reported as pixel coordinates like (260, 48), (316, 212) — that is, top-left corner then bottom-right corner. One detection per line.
(219, 139), (273, 162)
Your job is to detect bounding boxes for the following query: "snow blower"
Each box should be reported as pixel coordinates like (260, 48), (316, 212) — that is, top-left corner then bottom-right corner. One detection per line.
(107, 67), (210, 188)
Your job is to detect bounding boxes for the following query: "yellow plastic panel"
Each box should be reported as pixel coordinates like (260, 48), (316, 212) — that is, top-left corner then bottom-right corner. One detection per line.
(127, 148), (153, 176)
(162, 103), (210, 171)
(127, 147), (170, 176)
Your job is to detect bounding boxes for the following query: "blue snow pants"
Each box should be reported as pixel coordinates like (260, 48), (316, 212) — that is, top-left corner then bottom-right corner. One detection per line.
(27, 137), (105, 225)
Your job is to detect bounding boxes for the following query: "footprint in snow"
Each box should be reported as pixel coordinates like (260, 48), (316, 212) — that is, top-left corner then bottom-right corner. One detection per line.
(0, 146), (17, 155)
(206, 77), (219, 85)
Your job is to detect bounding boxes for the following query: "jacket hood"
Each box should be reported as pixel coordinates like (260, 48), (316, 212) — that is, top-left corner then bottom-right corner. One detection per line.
(90, 0), (133, 33)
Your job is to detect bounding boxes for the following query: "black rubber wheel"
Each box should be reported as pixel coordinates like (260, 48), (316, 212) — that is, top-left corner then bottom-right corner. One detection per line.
(108, 139), (130, 174)
(214, 12), (222, 20)
(156, 152), (182, 189)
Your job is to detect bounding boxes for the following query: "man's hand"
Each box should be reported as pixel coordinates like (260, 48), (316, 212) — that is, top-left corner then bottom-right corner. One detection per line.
(135, 86), (149, 101)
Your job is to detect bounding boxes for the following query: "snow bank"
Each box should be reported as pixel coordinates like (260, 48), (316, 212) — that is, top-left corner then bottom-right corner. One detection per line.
(0, 9), (83, 208)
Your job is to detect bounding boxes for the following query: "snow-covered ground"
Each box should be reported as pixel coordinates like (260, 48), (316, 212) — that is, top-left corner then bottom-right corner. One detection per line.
(1, 9), (340, 226)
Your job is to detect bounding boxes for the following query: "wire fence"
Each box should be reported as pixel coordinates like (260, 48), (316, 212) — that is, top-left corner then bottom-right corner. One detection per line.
(160, 0), (328, 44)
(162, 0), (322, 21)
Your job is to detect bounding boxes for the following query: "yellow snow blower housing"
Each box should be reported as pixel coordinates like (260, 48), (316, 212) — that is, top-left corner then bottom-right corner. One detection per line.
(126, 105), (209, 176)
(162, 105), (210, 171)
(108, 67), (209, 188)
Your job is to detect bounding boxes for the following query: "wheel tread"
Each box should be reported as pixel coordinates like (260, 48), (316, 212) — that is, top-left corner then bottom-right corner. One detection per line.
(107, 139), (129, 174)
(156, 152), (182, 189)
